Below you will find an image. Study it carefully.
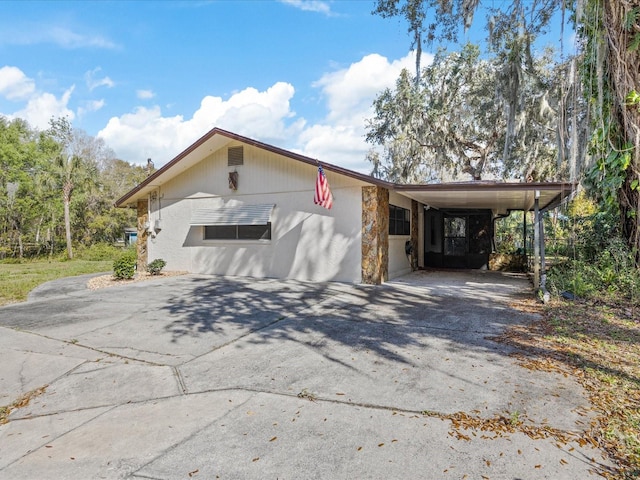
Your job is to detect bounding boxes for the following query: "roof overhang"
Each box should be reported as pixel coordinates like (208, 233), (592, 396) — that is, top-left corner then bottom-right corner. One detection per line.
(394, 181), (576, 213)
(115, 128), (390, 208)
(115, 127), (576, 214)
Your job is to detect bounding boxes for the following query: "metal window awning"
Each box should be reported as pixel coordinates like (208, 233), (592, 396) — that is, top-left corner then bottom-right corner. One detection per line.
(190, 204), (275, 226)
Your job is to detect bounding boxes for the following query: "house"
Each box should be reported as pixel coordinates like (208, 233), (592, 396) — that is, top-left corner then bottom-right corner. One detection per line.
(115, 128), (574, 285)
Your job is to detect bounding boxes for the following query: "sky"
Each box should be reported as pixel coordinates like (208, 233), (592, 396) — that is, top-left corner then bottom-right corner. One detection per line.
(0, 1), (567, 174)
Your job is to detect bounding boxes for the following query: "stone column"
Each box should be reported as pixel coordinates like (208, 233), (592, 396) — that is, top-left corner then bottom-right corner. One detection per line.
(361, 186), (389, 284)
(410, 199), (419, 271)
(136, 199), (149, 272)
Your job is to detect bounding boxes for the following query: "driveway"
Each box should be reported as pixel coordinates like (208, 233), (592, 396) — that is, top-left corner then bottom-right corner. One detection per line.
(0, 270), (614, 479)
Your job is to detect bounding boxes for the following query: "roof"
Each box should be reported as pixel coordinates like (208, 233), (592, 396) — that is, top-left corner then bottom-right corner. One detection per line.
(115, 127), (575, 212)
(115, 127), (391, 208)
(395, 181), (574, 213)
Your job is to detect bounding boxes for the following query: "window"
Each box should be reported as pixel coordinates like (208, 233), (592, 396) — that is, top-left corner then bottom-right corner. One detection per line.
(204, 223), (271, 240)
(389, 205), (410, 236)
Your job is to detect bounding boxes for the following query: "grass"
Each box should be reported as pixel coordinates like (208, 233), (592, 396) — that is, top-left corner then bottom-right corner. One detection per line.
(498, 296), (640, 478)
(0, 258), (112, 306)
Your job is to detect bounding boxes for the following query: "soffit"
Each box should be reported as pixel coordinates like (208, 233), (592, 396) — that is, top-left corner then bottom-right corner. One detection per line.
(395, 182), (575, 212)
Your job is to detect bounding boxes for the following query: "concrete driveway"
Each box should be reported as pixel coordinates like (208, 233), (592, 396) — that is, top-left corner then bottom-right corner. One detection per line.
(0, 270), (615, 479)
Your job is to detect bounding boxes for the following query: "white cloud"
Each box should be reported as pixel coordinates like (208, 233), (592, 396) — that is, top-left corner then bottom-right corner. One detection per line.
(12, 86), (76, 130)
(77, 99), (105, 117)
(279, 0), (333, 15)
(0, 66), (75, 130)
(97, 51), (430, 172)
(0, 66), (36, 100)
(297, 51), (430, 172)
(98, 82), (303, 165)
(1, 25), (117, 49)
(85, 67), (114, 91)
(137, 89), (155, 100)
(48, 26), (116, 49)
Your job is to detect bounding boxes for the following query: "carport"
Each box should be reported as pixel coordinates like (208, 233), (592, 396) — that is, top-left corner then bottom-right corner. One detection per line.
(395, 181), (575, 290)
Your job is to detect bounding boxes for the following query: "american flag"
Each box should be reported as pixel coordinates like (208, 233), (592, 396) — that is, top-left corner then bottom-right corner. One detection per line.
(314, 165), (334, 209)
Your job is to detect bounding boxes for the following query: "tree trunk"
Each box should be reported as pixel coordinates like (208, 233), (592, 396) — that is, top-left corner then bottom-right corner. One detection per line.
(63, 183), (73, 259)
(603, 0), (640, 258)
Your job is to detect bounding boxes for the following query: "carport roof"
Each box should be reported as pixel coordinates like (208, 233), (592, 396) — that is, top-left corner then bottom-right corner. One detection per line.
(115, 127), (575, 213)
(395, 181), (575, 213)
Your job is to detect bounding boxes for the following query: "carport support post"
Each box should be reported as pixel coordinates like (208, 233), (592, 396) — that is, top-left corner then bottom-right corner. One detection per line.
(533, 192), (540, 291)
(539, 206), (547, 293)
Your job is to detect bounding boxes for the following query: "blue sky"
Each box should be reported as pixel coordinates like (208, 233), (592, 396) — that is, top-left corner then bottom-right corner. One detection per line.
(0, 0), (566, 173)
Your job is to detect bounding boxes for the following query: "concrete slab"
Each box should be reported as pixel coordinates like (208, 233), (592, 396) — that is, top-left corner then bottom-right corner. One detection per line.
(10, 359), (182, 418)
(135, 392), (608, 480)
(0, 327), (105, 405)
(0, 271), (619, 478)
(1, 391), (253, 479)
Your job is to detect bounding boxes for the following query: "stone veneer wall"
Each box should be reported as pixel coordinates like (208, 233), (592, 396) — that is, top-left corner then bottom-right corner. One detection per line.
(136, 199), (149, 272)
(410, 199), (419, 270)
(361, 186), (389, 284)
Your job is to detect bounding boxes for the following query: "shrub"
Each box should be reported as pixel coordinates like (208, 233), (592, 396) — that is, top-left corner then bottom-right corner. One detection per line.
(75, 243), (123, 261)
(113, 250), (137, 280)
(146, 258), (166, 276)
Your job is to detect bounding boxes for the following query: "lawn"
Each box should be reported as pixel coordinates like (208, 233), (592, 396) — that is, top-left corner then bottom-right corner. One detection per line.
(498, 298), (640, 479)
(0, 259), (112, 306)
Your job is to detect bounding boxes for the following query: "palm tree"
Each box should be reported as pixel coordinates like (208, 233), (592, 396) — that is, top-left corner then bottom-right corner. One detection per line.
(45, 117), (97, 259)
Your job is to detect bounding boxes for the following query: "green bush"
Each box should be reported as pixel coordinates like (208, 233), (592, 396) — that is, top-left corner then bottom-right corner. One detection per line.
(547, 237), (640, 303)
(146, 258), (166, 276)
(75, 243), (123, 261)
(113, 250), (137, 280)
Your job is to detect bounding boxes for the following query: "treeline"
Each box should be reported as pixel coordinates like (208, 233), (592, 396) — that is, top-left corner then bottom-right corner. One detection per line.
(0, 116), (149, 259)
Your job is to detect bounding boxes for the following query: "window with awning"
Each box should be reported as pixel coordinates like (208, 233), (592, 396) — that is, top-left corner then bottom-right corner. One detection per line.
(191, 204), (274, 240)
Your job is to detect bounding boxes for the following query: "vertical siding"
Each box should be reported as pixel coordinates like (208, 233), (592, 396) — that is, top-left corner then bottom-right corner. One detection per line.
(146, 143), (366, 282)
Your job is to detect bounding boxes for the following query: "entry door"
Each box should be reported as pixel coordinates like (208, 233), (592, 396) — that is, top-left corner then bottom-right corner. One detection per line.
(444, 216), (468, 268)
(424, 210), (492, 269)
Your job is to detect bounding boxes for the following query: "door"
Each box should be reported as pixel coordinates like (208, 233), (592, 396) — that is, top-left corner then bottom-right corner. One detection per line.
(424, 209), (492, 269)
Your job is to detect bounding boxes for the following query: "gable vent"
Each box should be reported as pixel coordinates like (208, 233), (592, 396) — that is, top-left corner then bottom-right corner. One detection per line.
(228, 146), (244, 166)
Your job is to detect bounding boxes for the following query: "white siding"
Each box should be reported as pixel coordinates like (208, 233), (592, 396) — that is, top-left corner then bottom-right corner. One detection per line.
(388, 191), (413, 279)
(145, 143), (366, 283)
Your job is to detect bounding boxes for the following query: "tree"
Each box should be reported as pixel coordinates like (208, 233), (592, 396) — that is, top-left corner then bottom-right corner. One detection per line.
(44, 117), (98, 259)
(580, 0), (640, 258)
(366, 44), (560, 182)
(0, 117), (50, 258)
(372, 0), (640, 258)
(82, 158), (147, 244)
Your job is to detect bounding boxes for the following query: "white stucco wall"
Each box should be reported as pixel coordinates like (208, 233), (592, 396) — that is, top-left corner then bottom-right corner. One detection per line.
(388, 191), (413, 279)
(145, 142), (365, 283)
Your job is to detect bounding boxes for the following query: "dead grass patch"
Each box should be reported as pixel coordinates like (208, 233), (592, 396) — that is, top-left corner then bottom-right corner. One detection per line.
(0, 386), (47, 425)
(494, 297), (640, 478)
